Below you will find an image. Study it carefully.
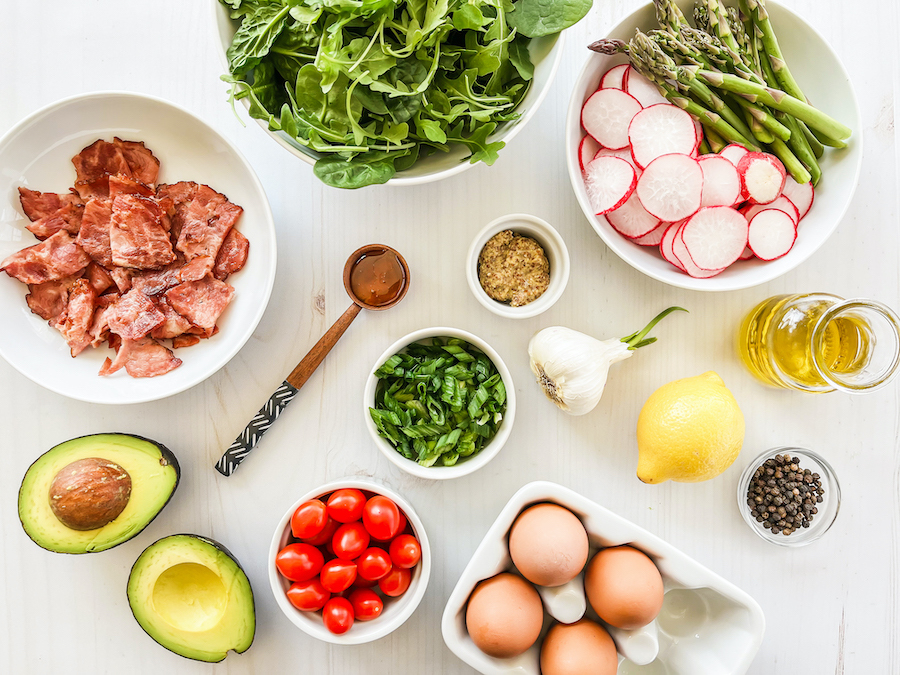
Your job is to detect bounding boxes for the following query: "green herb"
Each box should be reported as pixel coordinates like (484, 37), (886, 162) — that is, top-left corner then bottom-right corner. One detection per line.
(370, 337), (506, 467)
(220, 0), (584, 188)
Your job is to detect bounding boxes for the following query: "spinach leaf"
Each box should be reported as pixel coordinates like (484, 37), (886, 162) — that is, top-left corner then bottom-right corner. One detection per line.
(314, 154), (397, 188)
(226, 3), (292, 75)
(506, 0), (592, 38)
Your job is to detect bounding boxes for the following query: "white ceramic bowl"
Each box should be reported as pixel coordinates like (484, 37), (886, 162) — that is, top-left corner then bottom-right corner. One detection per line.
(565, 0), (862, 291)
(0, 91), (276, 404)
(364, 327), (516, 479)
(466, 213), (570, 319)
(442, 481), (766, 674)
(211, 1), (564, 186)
(269, 478), (431, 645)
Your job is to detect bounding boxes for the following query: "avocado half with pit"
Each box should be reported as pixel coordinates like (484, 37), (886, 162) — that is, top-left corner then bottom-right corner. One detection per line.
(128, 534), (255, 662)
(18, 433), (179, 554)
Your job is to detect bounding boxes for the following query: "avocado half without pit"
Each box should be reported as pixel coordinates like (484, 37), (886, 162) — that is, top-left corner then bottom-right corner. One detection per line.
(18, 433), (180, 554)
(128, 535), (256, 662)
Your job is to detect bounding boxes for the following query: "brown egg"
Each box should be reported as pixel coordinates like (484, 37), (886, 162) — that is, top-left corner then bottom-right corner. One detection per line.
(465, 573), (543, 658)
(509, 503), (589, 587)
(540, 619), (618, 675)
(585, 546), (664, 630)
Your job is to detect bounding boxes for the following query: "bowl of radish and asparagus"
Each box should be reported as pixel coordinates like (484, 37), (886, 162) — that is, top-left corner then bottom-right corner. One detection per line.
(565, 0), (860, 291)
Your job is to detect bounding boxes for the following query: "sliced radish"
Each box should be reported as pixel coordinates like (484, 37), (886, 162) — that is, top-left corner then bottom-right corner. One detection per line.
(680, 206), (749, 270)
(595, 146), (638, 170)
(698, 155), (741, 207)
(719, 144), (749, 167)
(742, 196), (800, 226)
(600, 63), (629, 90)
(607, 191), (660, 238)
(579, 135), (602, 172)
(747, 209), (797, 260)
(624, 67), (668, 107)
(737, 152), (786, 204)
(660, 223), (686, 271)
(581, 89), (642, 150)
(636, 154), (703, 222)
(628, 104), (698, 168)
(584, 156), (637, 215)
(739, 246), (755, 260)
(632, 221), (666, 246)
(692, 118), (703, 156)
(781, 176), (815, 219)
(673, 222), (725, 278)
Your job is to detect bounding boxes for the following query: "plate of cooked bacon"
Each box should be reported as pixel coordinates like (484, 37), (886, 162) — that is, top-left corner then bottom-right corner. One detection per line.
(0, 91), (276, 404)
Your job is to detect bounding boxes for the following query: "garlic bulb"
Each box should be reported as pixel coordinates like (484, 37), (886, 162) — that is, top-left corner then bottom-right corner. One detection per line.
(528, 307), (687, 416)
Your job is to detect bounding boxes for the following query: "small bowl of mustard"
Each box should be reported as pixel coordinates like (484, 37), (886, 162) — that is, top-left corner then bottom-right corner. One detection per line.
(466, 213), (569, 319)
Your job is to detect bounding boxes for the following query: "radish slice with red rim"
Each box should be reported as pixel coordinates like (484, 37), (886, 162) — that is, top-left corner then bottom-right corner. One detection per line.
(737, 152), (786, 204)
(624, 67), (668, 107)
(692, 119), (703, 155)
(680, 206), (749, 270)
(607, 191), (660, 238)
(781, 176), (815, 219)
(660, 223), (687, 271)
(748, 209), (797, 260)
(739, 245), (755, 260)
(584, 156), (637, 215)
(628, 104), (698, 168)
(631, 221), (667, 246)
(742, 196), (800, 226)
(698, 155), (742, 207)
(600, 63), (629, 90)
(579, 135), (602, 172)
(581, 89), (642, 150)
(719, 144), (750, 167)
(673, 222), (725, 278)
(636, 154), (703, 222)
(595, 146), (638, 170)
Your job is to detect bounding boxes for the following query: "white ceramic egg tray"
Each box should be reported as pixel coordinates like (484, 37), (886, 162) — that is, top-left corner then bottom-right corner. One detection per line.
(441, 481), (765, 675)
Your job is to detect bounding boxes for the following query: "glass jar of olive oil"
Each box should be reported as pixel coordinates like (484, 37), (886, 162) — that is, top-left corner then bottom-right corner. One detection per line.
(738, 294), (900, 393)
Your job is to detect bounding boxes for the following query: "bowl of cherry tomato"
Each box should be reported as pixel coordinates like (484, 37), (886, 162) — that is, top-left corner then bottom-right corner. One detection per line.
(269, 478), (431, 644)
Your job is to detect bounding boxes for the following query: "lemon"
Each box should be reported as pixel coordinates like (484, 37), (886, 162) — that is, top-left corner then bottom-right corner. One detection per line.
(636, 372), (744, 484)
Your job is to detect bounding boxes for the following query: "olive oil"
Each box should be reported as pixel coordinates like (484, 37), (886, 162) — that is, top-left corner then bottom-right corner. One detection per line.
(738, 294), (873, 391)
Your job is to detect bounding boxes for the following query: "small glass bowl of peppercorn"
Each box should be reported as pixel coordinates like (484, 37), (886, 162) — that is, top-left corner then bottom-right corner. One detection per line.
(737, 447), (841, 547)
(466, 213), (570, 319)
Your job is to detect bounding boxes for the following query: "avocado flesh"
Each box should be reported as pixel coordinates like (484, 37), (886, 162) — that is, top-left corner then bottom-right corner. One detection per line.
(18, 433), (179, 554)
(128, 535), (255, 662)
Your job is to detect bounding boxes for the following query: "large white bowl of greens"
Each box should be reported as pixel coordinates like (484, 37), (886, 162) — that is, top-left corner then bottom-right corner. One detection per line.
(213, 0), (578, 188)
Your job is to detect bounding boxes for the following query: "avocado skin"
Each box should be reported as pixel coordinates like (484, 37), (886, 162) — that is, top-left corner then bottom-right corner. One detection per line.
(127, 534), (256, 662)
(18, 432), (180, 554)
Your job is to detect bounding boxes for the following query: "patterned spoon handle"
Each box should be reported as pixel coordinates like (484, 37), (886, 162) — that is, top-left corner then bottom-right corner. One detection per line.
(214, 381), (299, 476)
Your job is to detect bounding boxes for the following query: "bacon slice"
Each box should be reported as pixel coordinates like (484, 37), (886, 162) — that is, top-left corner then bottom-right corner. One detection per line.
(26, 202), (84, 240)
(108, 173), (154, 199)
(108, 267), (132, 293)
(18, 188), (82, 221)
(99, 337), (181, 378)
(213, 229), (249, 281)
(84, 262), (114, 295)
(150, 296), (192, 339)
(130, 254), (212, 297)
(109, 194), (175, 269)
(106, 289), (166, 340)
(165, 275), (235, 331)
(114, 138), (160, 187)
(71, 140), (133, 201)
(53, 279), (97, 357)
(76, 199), (114, 267)
(25, 275), (82, 321)
(172, 334), (201, 349)
(88, 294), (119, 347)
(158, 182), (242, 262)
(1, 230), (90, 285)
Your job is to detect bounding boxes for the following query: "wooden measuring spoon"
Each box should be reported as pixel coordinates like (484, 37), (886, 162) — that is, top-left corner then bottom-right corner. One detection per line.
(215, 244), (409, 476)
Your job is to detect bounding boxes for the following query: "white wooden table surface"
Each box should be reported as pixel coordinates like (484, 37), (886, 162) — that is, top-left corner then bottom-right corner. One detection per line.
(1, 1), (898, 673)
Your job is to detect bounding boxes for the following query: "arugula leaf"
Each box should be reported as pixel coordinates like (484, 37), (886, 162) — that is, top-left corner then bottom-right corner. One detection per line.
(508, 33), (534, 81)
(506, 0), (592, 38)
(226, 4), (292, 75)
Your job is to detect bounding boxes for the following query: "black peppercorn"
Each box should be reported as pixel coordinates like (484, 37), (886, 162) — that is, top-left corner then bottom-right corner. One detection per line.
(746, 455), (825, 536)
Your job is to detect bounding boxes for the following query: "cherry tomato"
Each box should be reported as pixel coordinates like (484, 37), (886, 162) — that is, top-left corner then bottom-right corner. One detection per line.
(356, 547), (393, 581)
(327, 489), (367, 523)
(322, 597), (354, 635)
(348, 589), (383, 621)
(396, 511), (408, 535)
(320, 559), (358, 593)
(389, 534), (421, 569)
(291, 499), (328, 540)
(378, 567), (411, 597)
(285, 579), (330, 612)
(362, 495), (402, 541)
(275, 543), (325, 582)
(351, 575), (377, 589)
(332, 521), (370, 560)
(300, 516), (339, 547)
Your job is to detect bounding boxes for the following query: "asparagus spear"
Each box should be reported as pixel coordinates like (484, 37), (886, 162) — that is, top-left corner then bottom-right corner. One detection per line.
(769, 137), (811, 185)
(701, 124), (727, 152)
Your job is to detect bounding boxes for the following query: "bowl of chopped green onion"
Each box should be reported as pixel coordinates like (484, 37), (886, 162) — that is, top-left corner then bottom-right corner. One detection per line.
(364, 327), (515, 479)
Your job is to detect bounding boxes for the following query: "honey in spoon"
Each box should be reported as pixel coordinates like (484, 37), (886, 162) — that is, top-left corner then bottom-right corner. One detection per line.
(349, 248), (407, 307)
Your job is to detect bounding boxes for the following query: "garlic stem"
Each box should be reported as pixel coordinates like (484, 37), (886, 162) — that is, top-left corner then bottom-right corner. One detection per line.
(621, 307), (688, 350)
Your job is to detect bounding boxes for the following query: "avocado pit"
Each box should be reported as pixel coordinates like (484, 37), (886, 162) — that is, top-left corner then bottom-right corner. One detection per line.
(48, 457), (132, 531)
